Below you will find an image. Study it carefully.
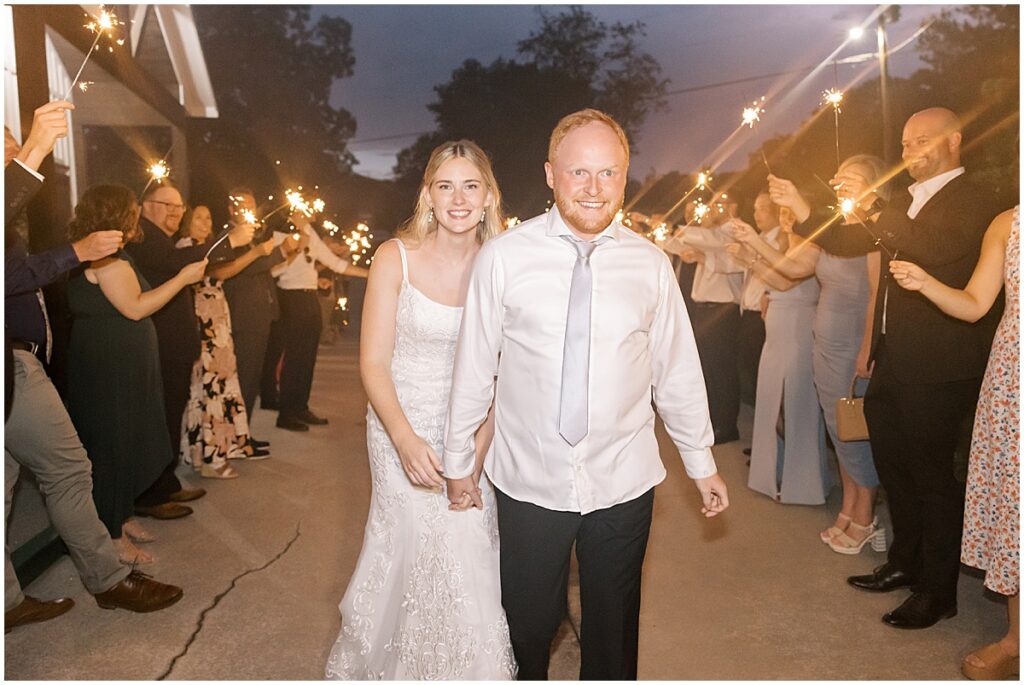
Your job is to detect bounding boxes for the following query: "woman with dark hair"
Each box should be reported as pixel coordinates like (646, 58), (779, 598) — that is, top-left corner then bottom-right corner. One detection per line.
(66, 185), (207, 564)
(175, 204), (272, 478)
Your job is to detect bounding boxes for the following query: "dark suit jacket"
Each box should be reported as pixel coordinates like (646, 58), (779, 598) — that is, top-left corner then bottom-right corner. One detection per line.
(125, 217), (234, 368)
(222, 248), (286, 336)
(870, 174), (1002, 384)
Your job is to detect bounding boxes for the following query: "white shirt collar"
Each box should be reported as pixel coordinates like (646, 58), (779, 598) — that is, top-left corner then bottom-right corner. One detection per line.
(907, 166), (965, 203)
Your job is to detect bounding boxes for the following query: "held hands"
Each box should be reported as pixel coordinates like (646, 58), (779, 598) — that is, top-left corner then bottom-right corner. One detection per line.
(694, 473), (729, 518)
(17, 100), (74, 171)
(72, 230), (123, 262)
(395, 432), (445, 489)
(888, 260), (931, 292)
(445, 474), (483, 511)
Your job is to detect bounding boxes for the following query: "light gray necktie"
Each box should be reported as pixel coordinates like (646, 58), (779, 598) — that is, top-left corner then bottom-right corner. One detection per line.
(558, 236), (603, 446)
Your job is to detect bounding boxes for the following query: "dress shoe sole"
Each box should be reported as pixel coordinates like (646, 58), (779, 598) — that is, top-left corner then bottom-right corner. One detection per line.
(96, 589), (183, 613)
(882, 606), (957, 630)
(847, 578), (916, 593)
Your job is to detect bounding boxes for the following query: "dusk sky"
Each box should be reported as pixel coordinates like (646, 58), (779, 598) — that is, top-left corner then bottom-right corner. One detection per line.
(315, 3), (944, 181)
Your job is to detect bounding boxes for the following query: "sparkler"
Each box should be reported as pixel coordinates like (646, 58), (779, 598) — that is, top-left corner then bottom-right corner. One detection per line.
(505, 216), (521, 229)
(343, 223), (373, 265)
(811, 173), (896, 259)
(64, 8), (120, 99)
(139, 159), (170, 196)
(323, 220), (340, 237)
(77, 81), (94, 93)
(241, 209), (257, 225)
(740, 97), (773, 173)
(822, 88), (845, 166)
(693, 202), (710, 224)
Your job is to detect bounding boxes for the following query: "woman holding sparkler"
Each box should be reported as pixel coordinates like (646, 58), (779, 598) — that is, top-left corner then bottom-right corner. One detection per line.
(175, 205), (274, 479)
(65, 185), (207, 565)
(729, 206), (830, 504)
(890, 207), (1018, 680)
(732, 155), (890, 555)
(326, 140), (515, 680)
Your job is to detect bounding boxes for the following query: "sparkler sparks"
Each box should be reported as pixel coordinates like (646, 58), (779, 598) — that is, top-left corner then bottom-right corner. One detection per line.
(147, 161), (169, 181)
(78, 81), (94, 92)
(839, 198), (856, 215)
(241, 209), (257, 225)
(822, 88), (844, 111)
(312, 198), (326, 213)
(65, 7), (121, 99)
(323, 220), (340, 237)
(506, 217), (521, 229)
(696, 171), (712, 190)
(286, 190), (313, 217)
(343, 223), (373, 265)
(741, 97), (765, 128)
(694, 202), (710, 224)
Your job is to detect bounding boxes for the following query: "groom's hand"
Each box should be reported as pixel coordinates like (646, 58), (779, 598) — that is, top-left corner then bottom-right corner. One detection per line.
(445, 475), (483, 510)
(694, 473), (729, 518)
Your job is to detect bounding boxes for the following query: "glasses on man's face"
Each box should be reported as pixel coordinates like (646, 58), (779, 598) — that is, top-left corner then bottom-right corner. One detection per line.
(146, 200), (186, 212)
(303, 246), (312, 263)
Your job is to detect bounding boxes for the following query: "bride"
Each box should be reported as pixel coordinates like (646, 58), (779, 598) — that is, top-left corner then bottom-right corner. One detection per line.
(326, 140), (516, 680)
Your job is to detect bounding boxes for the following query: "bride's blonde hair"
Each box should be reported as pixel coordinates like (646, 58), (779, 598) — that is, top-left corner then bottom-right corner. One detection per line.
(397, 140), (506, 245)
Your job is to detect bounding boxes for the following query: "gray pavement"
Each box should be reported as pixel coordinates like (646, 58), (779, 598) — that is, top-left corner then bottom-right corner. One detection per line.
(4, 339), (1006, 679)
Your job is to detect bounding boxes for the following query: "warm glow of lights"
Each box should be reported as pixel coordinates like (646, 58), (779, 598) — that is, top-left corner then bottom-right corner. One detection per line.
(697, 171), (712, 189)
(506, 216), (521, 229)
(652, 223), (669, 242)
(694, 202), (710, 223)
(840, 198), (856, 215)
(343, 222), (373, 265)
(241, 209), (257, 224)
(286, 190), (313, 217)
(312, 198), (326, 213)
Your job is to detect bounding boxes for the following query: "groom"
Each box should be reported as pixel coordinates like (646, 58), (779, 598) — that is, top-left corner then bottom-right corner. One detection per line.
(443, 109), (729, 680)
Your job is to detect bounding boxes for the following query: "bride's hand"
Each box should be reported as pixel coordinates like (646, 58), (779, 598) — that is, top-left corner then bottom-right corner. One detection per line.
(394, 433), (445, 488)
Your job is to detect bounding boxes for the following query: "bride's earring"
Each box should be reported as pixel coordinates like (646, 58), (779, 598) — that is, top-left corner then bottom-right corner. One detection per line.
(427, 209), (434, 223)
(479, 208), (486, 224)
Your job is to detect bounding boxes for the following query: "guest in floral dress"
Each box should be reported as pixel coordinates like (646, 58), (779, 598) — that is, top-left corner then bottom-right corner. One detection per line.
(890, 205), (1019, 680)
(176, 205), (275, 479)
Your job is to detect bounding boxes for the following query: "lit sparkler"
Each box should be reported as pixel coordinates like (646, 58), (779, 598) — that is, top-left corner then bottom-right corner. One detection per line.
(741, 98), (765, 128)
(323, 220), (340, 237)
(241, 209), (257, 225)
(64, 7), (121, 99)
(839, 198), (856, 215)
(696, 171), (712, 190)
(693, 202), (710, 224)
(822, 88), (844, 111)
(506, 216), (521, 229)
(78, 81), (94, 93)
(343, 223), (373, 265)
(140, 159), (170, 196)
(312, 198), (326, 213)
(336, 296), (348, 312)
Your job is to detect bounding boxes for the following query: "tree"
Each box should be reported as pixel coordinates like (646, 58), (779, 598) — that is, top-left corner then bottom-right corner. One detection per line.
(186, 6), (358, 223)
(394, 6), (669, 217)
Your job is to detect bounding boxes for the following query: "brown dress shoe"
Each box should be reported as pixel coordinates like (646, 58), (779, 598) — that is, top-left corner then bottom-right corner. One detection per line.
(94, 570), (183, 613)
(5, 596), (74, 633)
(133, 502), (193, 519)
(167, 487), (206, 503)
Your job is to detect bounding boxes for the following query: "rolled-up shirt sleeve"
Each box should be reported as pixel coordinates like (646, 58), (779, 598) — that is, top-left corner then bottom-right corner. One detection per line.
(647, 255), (717, 479)
(442, 240), (504, 479)
(309, 230), (350, 275)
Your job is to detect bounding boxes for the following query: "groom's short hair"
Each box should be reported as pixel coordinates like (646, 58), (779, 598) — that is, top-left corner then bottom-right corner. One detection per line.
(548, 109), (630, 165)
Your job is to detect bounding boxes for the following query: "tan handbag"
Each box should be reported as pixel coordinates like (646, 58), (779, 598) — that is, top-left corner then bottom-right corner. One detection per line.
(835, 376), (870, 442)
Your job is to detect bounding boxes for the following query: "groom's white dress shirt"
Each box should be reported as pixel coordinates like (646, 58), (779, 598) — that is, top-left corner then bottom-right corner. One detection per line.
(442, 207), (717, 514)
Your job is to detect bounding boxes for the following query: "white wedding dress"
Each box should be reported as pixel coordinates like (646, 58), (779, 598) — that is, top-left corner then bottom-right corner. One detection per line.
(326, 240), (516, 681)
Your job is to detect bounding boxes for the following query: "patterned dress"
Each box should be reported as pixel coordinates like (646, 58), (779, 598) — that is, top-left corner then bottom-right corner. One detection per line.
(326, 240), (515, 680)
(961, 207), (1019, 596)
(177, 238), (254, 468)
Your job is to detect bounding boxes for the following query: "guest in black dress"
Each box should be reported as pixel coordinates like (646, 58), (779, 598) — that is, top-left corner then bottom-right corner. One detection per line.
(66, 185), (207, 564)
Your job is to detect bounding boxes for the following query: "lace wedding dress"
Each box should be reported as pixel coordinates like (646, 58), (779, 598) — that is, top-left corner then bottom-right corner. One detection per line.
(326, 240), (516, 680)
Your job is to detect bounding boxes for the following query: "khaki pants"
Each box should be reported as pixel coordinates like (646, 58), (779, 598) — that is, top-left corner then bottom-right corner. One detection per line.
(5, 351), (126, 609)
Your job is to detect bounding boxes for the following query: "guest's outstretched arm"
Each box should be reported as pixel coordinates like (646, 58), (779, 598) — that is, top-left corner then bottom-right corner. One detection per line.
(889, 208), (1013, 323)
(91, 256), (207, 321)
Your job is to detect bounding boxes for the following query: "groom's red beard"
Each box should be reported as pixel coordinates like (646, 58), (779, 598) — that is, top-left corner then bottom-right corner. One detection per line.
(553, 191), (623, 236)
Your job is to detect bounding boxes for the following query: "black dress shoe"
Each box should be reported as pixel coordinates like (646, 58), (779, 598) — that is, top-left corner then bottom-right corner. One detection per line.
(276, 415), (310, 432)
(134, 503), (193, 519)
(261, 398), (279, 411)
(295, 409), (328, 425)
(882, 592), (957, 629)
(250, 438), (270, 449)
(5, 596), (74, 633)
(847, 563), (916, 593)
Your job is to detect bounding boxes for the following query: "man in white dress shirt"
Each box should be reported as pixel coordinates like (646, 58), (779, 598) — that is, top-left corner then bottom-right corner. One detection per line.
(270, 216), (368, 431)
(736, 192), (781, 405)
(442, 109), (729, 680)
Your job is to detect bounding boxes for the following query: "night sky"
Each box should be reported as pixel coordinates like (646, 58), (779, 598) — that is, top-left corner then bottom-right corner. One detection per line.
(313, 4), (944, 181)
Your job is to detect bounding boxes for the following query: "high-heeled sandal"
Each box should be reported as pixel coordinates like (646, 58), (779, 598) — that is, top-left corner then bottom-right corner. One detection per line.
(200, 463), (239, 480)
(962, 642), (1020, 680)
(828, 519), (886, 555)
(122, 519), (156, 544)
(819, 512), (852, 544)
(115, 537), (154, 565)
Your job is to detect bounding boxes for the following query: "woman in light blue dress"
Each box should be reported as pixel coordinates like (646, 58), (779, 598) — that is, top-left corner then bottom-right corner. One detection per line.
(740, 155), (891, 554)
(730, 209), (830, 504)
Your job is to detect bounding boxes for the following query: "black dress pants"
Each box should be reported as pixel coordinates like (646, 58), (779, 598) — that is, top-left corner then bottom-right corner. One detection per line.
(261, 315), (285, 408)
(738, 308), (766, 407)
(235, 319), (273, 418)
(864, 339), (982, 604)
(277, 289), (323, 416)
(495, 487), (654, 681)
(690, 302), (741, 441)
(135, 347), (190, 506)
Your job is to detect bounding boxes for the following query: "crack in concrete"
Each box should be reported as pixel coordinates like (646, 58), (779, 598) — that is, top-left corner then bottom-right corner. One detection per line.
(156, 522), (302, 680)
